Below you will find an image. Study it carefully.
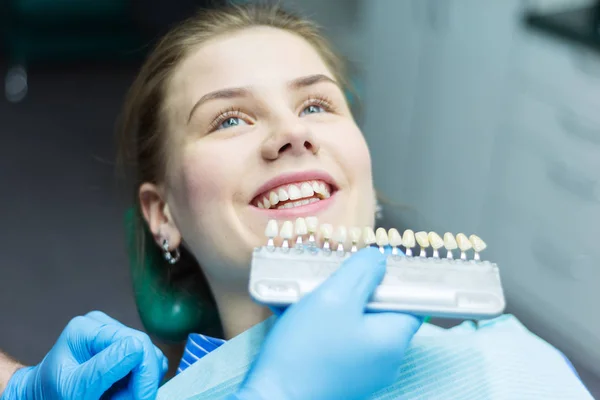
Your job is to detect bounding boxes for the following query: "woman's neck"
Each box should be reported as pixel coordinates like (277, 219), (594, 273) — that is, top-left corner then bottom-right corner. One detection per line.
(211, 282), (273, 339)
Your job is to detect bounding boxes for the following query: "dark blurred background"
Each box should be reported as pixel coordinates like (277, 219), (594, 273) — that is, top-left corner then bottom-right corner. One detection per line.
(1, 0), (599, 397)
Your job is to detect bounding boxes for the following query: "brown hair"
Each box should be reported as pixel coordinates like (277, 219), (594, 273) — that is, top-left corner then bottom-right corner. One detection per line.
(117, 2), (355, 338)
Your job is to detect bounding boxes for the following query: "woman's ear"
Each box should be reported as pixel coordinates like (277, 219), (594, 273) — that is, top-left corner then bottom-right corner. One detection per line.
(139, 182), (182, 250)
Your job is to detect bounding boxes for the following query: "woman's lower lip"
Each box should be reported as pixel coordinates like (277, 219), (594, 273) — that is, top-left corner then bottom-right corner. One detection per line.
(251, 193), (336, 218)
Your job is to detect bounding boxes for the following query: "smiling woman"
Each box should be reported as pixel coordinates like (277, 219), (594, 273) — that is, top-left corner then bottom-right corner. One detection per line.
(117, 2), (377, 374)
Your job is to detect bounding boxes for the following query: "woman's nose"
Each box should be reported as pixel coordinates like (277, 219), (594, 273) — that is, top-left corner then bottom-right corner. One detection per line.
(261, 119), (320, 160)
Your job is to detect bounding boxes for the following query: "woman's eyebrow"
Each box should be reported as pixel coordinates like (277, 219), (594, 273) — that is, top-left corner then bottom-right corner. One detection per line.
(187, 87), (250, 123)
(187, 74), (339, 124)
(289, 74), (339, 90)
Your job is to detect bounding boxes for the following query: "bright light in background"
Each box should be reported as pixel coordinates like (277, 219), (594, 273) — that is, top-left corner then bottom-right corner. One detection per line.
(5, 66), (28, 103)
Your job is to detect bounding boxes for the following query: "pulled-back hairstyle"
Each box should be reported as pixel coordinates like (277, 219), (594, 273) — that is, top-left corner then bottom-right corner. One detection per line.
(117, 1), (355, 340)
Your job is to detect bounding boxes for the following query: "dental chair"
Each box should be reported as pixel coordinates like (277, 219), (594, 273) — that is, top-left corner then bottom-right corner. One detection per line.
(125, 208), (223, 343)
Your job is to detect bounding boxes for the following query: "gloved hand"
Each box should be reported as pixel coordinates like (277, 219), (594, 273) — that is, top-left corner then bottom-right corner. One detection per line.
(232, 247), (422, 400)
(2, 311), (167, 400)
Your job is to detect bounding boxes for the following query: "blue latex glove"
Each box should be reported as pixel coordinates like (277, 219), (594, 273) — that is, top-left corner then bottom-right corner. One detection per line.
(2, 311), (168, 400)
(231, 247), (422, 400)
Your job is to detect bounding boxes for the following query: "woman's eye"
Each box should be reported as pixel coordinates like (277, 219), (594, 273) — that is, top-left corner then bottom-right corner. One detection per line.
(218, 116), (247, 130)
(300, 104), (325, 116)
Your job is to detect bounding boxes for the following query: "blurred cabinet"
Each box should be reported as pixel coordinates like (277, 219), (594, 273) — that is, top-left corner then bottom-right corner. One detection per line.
(481, 19), (600, 377)
(362, 0), (600, 378)
(362, 0), (521, 233)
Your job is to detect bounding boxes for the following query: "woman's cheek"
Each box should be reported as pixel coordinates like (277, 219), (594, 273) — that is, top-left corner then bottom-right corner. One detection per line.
(177, 145), (232, 211)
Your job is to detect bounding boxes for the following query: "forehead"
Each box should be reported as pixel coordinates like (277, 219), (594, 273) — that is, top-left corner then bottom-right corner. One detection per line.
(168, 26), (335, 110)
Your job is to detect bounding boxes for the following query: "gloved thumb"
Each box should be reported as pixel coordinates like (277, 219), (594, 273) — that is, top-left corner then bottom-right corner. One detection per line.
(74, 337), (144, 399)
(316, 246), (386, 308)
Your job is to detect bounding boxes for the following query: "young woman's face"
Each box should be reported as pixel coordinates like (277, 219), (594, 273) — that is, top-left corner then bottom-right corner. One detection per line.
(147, 27), (375, 282)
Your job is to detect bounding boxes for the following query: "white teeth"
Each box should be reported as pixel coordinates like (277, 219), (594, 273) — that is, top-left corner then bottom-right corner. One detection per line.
(469, 234), (486, 253)
(375, 227), (389, 247)
(415, 231), (429, 257)
(263, 198), (271, 209)
(265, 220), (278, 237)
(291, 200), (309, 207)
(278, 188), (289, 201)
(320, 223), (333, 239)
(428, 232), (444, 249)
(443, 232), (458, 250)
(300, 182), (314, 198)
(456, 233), (472, 251)
(362, 227), (376, 245)
(402, 229), (415, 248)
(469, 234), (486, 260)
(349, 227), (361, 243)
(305, 217), (319, 233)
(312, 181), (321, 193)
(320, 183), (330, 198)
(402, 229), (415, 256)
(415, 231), (430, 248)
(333, 226), (347, 244)
(349, 227), (361, 252)
(288, 185), (302, 200)
(257, 202), (265, 209)
(269, 191), (279, 206)
(388, 228), (402, 247)
(295, 217), (308, 235)
(280, 221), (294, 240)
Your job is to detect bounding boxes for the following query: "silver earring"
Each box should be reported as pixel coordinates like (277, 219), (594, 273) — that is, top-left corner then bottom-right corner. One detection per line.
(162, 239), (181, 264)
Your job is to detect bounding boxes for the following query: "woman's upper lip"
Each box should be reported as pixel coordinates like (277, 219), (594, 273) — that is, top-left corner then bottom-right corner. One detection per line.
(251, 170), (337, 201)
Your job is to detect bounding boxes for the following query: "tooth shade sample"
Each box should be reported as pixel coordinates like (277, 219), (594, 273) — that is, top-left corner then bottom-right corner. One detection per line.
(295, 218), (308, 235)
(320, 223), (333, 239)
(334, 226), (347, 243)
(469, 234), (487, 252)
(265, 220), (278, 237)
(443, 232), (458, 250)
(349, 227), (361, 243)
(280, 221), (294, 239)
(263, 198), (271, 209)
(388, 228), (402, 246)
(288, 185), (302, 200)
(415, 231), (430, 248)
(456, 233), (472, 251)
(402, 229), (416, 248)
(428, 232), (444, 249)
(305, 216), (319, 233)
(376, 228), (389, 246)
(362, 227), (376, 245)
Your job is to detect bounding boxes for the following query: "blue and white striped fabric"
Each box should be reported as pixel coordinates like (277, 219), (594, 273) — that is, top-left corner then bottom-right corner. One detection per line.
(177, 333), (226, 375)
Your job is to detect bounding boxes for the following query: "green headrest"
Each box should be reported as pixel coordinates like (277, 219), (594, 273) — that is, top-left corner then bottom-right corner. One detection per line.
(125, 207), (222, 343)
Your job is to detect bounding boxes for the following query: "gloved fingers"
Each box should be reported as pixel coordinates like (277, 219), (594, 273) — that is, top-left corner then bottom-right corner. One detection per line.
(85, 311), (168, 380)
(110, 391), (135, 400)
(67, 320), (161, 400)
(364, 312), (422, 350)
(91, 325), (162, 400)
(74, 337), (143, 399)
(85, 310), (127, 327)
(315, 247), (386, 308)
